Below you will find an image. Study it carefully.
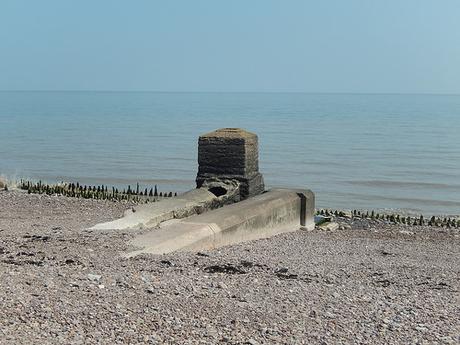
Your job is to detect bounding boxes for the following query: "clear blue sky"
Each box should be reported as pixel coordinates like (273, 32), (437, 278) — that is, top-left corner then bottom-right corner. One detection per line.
(1, 0), (459, 93)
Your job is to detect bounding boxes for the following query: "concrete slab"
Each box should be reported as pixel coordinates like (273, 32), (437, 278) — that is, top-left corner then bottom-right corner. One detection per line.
(125, 188), (315, 256)
(89, 188), (217, 230)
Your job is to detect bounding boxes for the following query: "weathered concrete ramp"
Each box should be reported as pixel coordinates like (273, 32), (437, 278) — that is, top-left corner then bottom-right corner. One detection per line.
(125, 188), (314, 256)
(89, 189), (218, 230)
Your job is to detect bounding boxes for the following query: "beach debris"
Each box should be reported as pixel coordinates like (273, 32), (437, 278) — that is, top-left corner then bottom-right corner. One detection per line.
(23, 234), (51, 242)
(204, 263), (247, 274)
(275, 267), (298, 280)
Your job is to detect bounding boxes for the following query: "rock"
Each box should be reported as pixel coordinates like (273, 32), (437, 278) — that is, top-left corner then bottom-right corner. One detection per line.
(342, 211), (353, 219)
(315, 215), (332, 224)
(399, 230), (414, 235)
(87, 274), (102, 282)
(318, 222), (340, 231)
(324, 311), (336, 319)
(415, 326), (428, 332)
(339, 223), (352, 230)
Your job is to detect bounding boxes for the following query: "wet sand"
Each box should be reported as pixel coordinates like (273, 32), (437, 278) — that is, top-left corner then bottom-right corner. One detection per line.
(0, 190), (459, 344)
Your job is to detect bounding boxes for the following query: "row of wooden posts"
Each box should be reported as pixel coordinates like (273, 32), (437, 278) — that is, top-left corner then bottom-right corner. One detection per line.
(18, 180), (177, 203)
(317, 209), (460, 228)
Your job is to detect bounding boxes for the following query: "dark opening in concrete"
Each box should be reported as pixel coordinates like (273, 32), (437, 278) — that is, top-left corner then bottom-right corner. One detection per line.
(208, 186), (227, 197)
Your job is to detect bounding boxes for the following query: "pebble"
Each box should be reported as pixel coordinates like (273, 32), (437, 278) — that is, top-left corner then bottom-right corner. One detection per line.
(0, 190), (458, 344)
(87, 274), (102, 282)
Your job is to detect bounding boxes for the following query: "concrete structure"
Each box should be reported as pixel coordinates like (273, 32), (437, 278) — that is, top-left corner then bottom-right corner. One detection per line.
(196, 128), (265, 200)
(90, 127), (315, 255)
(90, 189), (220, 230)
(125, 189), (314, 257)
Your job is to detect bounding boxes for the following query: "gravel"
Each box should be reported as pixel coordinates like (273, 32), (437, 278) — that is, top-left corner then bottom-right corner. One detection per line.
(1, 190), (459, 344)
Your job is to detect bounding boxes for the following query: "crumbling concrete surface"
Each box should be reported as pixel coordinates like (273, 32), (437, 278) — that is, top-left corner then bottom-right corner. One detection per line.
(89, 189), (217, 230)
(89, 181), (242, 230)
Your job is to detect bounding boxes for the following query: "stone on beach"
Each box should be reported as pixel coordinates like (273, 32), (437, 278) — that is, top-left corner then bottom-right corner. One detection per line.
(0, 177), (7, 189)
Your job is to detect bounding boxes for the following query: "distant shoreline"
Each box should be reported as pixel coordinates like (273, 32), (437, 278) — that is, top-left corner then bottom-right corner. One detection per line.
(2, 90), (460, 96)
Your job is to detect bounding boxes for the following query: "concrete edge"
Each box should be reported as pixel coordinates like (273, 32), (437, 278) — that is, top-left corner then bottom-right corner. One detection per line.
(125, 188), (315, 256)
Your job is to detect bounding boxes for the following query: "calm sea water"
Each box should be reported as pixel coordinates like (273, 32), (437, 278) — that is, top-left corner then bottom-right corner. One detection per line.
(0, 91), (459, 216)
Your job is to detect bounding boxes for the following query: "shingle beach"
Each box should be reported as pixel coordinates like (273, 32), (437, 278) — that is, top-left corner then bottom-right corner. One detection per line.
(1, 190), (459, 344)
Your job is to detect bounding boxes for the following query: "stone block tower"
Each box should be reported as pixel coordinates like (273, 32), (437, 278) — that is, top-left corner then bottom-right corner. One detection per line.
(196, 128), (265, 200)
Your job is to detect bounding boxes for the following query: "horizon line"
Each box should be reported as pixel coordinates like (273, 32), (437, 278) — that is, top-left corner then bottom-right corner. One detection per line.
(0, 90), (459, 96)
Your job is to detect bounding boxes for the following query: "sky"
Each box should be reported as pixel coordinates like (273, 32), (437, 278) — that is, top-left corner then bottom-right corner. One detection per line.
(0, 0), (459, 93)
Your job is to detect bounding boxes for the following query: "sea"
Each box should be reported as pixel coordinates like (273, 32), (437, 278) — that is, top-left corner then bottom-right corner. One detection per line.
(0, 91), (459, 216)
